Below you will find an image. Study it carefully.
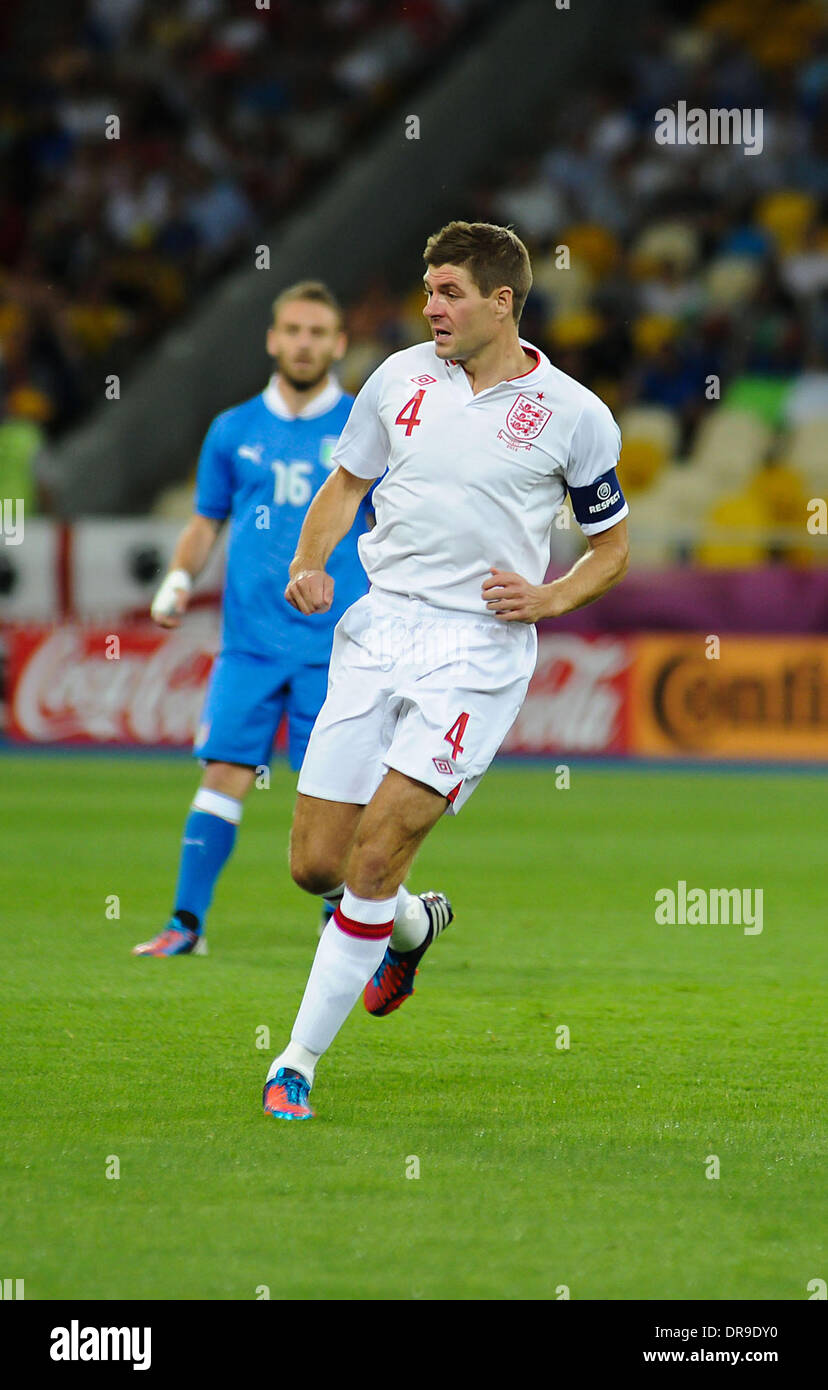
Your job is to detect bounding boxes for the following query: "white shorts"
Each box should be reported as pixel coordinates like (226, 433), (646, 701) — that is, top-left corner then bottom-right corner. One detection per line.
(297, 587), (538, 814)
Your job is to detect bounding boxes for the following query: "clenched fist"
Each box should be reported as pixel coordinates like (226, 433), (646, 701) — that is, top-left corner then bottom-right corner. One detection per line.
(285, 568), (335, 614)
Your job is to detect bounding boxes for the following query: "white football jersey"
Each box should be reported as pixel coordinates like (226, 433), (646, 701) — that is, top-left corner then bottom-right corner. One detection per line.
(332, 339), (627, 615)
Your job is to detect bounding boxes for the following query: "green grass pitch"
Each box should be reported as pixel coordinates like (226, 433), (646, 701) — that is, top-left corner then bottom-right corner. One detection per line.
(1, 754), (825, 1301)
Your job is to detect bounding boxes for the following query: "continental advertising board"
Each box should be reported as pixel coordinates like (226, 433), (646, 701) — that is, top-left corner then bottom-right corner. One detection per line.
(630, 635), (828, 761)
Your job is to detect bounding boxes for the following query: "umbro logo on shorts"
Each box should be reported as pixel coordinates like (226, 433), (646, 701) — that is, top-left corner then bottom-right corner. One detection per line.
(432, 757), (454, 775)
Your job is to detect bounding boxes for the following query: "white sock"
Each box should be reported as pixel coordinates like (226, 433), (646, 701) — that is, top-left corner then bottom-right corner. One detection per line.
(276, 887), (396, 1068)
(391, 885), (429, 952)
(267, 1041), (320, 1088)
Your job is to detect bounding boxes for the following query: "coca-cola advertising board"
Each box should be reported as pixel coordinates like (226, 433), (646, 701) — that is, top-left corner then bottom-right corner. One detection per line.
(5, 623), (218, 746)
(4, 624), (634, 755)
(502, 633), (633, 755)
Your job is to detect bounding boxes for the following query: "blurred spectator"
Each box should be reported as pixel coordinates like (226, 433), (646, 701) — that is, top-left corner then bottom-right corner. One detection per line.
(0, 386), (52, 516)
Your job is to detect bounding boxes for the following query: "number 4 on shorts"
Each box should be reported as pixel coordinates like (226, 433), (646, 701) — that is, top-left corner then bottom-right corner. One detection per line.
(444, 712), (469, 759)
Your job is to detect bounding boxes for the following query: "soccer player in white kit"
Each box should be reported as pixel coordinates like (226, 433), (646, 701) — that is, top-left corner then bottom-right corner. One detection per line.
(263, 221), (629, 1119)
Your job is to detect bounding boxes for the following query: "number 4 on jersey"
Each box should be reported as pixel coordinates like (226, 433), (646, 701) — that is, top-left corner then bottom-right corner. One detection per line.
(444, 712), (469, 759)
(395, 389), (425, 437)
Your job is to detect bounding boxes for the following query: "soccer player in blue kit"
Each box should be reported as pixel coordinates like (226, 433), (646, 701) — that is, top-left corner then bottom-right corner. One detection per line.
(134, 282), (374, 955)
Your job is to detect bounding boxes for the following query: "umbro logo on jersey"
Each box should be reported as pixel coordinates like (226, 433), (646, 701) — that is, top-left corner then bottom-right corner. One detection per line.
(410, 374), (436, 385)
(237, 444), (263, 464)
(432, 757), (455, 775)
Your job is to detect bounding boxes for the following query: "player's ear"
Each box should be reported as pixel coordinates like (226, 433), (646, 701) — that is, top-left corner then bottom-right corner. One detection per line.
(266, 325), (278, 357)
(332, 330), (347, 362)
(495, 286), (513, 322)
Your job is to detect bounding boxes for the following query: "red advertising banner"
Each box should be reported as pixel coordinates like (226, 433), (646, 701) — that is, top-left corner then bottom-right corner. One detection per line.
(22, 625), (824, 762)
(5, 625), (216, 746)
(7, 623), (827, 763)
(5, 624), (635, 756)
(502, 632), (633, 755)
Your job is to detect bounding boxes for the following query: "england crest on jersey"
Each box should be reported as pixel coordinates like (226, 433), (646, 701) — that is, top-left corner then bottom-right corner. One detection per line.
(505, 394), (552, 440)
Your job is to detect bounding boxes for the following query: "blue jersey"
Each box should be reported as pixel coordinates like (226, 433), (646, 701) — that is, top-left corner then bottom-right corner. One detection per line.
(195, 377), (373, 663)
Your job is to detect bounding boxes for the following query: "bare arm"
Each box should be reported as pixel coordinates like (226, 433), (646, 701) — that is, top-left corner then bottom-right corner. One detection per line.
(286, 466), (374, 615)
(151, 513), (222, 628)
(482, 518), (629, 622)
(170, 514), (223, 578)
(544, 518), (629, 616)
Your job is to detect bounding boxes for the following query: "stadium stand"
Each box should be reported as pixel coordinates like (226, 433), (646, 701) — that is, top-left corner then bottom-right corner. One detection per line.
(0, 0), (498, 450)
(2, 0), (826, 568)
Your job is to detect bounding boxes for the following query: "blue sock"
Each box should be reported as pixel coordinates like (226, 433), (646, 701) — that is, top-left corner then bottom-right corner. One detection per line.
(172, 791), (241, 934)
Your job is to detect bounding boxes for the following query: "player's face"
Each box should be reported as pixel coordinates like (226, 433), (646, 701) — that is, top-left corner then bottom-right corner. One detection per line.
(267, 301), (345, 390)
(423, 264), (508, 360)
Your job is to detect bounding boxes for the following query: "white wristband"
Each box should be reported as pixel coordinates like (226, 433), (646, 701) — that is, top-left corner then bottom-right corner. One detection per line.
(151, 568), (192, 619)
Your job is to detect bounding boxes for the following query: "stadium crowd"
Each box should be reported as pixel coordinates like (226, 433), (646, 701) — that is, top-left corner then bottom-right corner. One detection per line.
(0, 0), (494, 468)
(2, 0), (827, 566)
(331, 1), (828, 566)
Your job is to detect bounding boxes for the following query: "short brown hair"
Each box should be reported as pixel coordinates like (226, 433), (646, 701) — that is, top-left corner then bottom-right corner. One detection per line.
(272, 280), (344, 328)
(423, 221), (533, 322)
